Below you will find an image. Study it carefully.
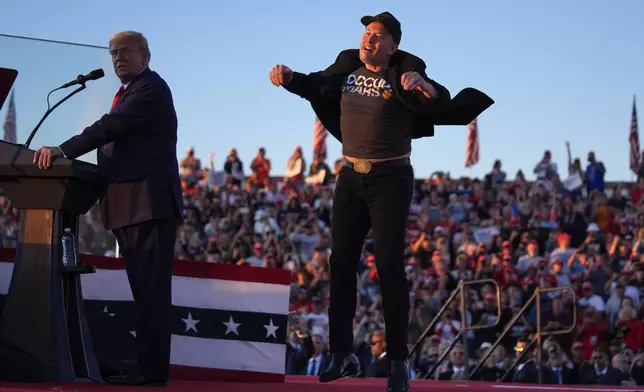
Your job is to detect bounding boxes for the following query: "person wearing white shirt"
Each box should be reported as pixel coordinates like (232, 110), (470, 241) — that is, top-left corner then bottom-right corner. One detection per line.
(578, 282), (605, 312)
(608, 281), (640, 309)
(438, 344), (467, 380)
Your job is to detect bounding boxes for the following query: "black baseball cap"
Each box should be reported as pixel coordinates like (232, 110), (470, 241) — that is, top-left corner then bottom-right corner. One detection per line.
(360, 12), (402, 44)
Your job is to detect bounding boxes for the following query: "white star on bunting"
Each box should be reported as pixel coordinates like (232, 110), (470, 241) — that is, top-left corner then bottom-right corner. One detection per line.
(130, 331), (136, 338)
(102, 306), (115, 317)
(263, 319), (279, 339)
(223, 316), (241, 336)
(182, 312), (200, 333)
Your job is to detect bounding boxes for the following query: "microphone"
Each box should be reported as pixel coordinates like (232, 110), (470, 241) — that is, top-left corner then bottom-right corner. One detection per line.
(58, 69), (105, 89)
(23, 70), (102, 149)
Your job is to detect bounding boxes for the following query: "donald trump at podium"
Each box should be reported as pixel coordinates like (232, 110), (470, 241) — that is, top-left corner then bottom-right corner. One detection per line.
(33, 31), (183, 386)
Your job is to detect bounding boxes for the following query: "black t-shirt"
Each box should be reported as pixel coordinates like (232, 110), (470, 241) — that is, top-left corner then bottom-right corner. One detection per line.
(340, 67), (414, 159)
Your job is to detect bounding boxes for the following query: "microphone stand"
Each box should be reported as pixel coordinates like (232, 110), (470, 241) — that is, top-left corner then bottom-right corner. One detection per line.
(19, 82), (95, 275)
(23, 83), (87, 149)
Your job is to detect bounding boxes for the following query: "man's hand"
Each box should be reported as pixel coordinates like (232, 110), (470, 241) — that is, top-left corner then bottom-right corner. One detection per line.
(401, 71), (438, 98)
(33, 146), (62, 169)
(269, 65), (293, 87)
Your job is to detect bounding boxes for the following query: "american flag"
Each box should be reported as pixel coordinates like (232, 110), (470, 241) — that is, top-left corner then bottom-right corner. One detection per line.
(2, 90), (16, 143)
(629, 95), (640, 174)
(313, 117), (327, 159)
(0, 256), (290, 383)
(465, 118), (480, 168)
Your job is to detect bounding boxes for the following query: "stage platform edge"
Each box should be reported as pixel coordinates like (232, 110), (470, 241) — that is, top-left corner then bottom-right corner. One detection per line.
(0, 376), (642, 392)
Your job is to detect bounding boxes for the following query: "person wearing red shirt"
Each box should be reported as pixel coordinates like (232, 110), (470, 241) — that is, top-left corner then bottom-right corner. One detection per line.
(250, 147), (271, 185)
(630, 177), (644, 204)
(616, 308), (644, 352)
(292, 287), (313, 313)
(492, 256), (518, 289)
(576, 309), (607, 360)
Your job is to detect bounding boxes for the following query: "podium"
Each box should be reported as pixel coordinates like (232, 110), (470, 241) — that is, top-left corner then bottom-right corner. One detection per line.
(0, 140), (104, 382)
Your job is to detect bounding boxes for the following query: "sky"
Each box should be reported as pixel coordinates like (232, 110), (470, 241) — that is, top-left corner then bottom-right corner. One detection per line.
(1, 0), (643, 181)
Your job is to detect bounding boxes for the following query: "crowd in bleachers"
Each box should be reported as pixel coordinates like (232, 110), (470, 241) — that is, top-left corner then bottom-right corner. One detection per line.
(1, 145), (643, 386)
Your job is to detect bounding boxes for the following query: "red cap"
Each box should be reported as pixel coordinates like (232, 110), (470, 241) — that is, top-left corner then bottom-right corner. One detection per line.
(557, 233), (570, 242)
(582, 282), (593, 289)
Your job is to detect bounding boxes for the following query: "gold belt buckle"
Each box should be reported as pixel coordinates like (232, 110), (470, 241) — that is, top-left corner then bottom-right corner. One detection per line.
(353, 159), (372, 174)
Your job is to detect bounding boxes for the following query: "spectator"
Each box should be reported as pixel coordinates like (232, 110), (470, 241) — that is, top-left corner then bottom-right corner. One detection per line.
(437, 343), (467, 380)
(365, 330), (388, 378)
(615, 307), (643, 352)
(307, 154), (333, 185)
(585, 152), (606, 193)
(180, 147), (201, 186)
(578, 282), (606, 312)
(579, 348), (629, 385)
(250, 147), (271, 186)
(2, 145), (642, 385)
(544, 340), (578, 384)
(533, 150), (558, 188)
(305, 331), (331, 376)
(223, 148), (245, 186)
(285, 146), (305, 186)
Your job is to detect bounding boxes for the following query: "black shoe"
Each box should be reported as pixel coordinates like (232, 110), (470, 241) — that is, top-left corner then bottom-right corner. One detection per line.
(105, 372), (169, 386)
(386, 360), (409, 392)
(319, 353), (361, 383)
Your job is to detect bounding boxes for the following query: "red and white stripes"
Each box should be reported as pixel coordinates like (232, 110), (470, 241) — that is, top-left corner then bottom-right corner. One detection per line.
(2, 90), (16, 143)
(629, 95), (640, 174)
(313, 117), (327, 159)
(465, 118), (480, 168)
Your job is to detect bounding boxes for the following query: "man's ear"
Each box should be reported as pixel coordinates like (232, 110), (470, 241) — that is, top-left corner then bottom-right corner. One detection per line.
(142, 53), (151, 68)
(390, 44), (398, 56)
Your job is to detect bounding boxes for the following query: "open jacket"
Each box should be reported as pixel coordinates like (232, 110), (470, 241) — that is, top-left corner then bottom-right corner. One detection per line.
(284, 49), (494, 142)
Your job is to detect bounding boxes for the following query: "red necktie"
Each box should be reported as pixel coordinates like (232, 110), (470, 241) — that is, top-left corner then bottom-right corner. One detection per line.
(102, 85), (124, 156)
(110, 86), (125, 113)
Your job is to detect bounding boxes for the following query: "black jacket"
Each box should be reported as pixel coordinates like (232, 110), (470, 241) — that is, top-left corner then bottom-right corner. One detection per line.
(59, 68), (183, 230)
(365, 354), (389, 378)
(284, 49), (494, 143)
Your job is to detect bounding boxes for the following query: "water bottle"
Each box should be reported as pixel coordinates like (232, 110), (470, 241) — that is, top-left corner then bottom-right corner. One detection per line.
(61, 228), (78, 267)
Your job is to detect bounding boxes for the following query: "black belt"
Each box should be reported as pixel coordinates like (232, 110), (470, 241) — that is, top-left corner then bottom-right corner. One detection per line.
(343, 157), (410, 174)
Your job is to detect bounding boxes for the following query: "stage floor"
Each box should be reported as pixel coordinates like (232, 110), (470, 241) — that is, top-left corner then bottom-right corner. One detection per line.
(0, 376), (642, 392)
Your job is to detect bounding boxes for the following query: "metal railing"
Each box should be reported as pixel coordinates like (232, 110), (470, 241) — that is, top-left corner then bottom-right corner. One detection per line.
(468, 286), (577, 383)
(409, 279), (501, 379)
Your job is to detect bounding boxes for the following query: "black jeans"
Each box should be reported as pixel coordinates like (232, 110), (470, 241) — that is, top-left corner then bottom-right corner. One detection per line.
(328, 161), (414, 360)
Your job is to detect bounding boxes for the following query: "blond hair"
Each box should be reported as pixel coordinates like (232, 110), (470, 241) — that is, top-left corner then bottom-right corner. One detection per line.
(619, 307), (636, 321)
(109, 31), (150, 56)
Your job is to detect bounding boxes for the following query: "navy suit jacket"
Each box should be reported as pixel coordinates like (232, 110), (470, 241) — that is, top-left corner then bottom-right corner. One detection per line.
(59, 68), (183, 230)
